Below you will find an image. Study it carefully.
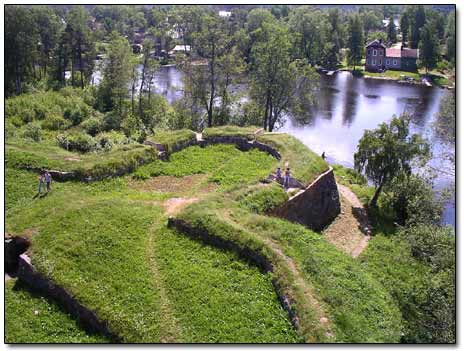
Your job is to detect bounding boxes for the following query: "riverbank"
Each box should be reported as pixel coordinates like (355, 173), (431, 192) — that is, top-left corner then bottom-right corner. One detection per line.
(336, 67), (454, 89)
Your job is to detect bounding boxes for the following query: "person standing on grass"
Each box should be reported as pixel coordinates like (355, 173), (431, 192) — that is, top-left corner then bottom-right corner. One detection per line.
(284, 168), (291, 189)
(44, 171), (52, 192)
(37, 173), (45, 195)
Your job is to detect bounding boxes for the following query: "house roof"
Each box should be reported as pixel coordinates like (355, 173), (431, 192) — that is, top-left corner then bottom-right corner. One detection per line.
(365, 39), (387, 49)
(385, 47), (418, 59)
(385, 48), (401, 58)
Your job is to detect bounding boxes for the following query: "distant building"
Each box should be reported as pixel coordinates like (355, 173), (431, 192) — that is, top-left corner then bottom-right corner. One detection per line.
(365, 39), (418, 72)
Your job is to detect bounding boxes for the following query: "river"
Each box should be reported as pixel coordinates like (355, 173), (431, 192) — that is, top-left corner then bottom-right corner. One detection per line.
(92, 66), (455, 228)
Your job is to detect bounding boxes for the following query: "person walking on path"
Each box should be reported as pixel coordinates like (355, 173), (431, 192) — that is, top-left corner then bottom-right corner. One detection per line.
(276, 167), (282, 183)
(44, 171), (52, 192)
(283, 167), (291, 189)
(37, 173), (45, 195)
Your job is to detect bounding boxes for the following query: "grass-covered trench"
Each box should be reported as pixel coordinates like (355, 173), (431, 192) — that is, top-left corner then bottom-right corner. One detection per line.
(5, 127), (403, 343)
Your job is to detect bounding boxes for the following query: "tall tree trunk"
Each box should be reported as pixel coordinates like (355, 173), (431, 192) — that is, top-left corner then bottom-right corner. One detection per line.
(138, 57), (147, 117)
(263, 94), (270, 131)
(15, 60), (22, 94)
(369, 183), (384, 208)
(78, 43), (84, 89)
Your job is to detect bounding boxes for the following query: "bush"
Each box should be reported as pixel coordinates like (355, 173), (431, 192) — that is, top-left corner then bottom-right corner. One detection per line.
(81, 116), (103, 136)
(238, 184), (288, 213)
(56, 132), (98, 153)
(21, 109), (35, 124)
(22, 122), (42, 142)
(102, 111), (123, 131)
(63, 106), (88, 126)
(95, 131), (130, 151)
(42, 114), (72, 131)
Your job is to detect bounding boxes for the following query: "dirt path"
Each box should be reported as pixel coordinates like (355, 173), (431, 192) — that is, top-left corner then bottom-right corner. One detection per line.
(221, 212), (334, 341)
(146, 225), (182, 342)
(163, 197), (199, 216)
(263, 239), (335, 340)
(323, 184), (371, 258)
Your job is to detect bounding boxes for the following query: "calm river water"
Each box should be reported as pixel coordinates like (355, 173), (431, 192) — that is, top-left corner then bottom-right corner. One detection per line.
(93, 66), (455, 228)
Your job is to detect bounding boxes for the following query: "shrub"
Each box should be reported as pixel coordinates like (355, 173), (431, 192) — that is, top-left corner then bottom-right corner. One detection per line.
(238, 184), (288, 213)
(102, 111), (123, 131)
(81, 116), (103, 136)
(42, 114), (72, 131)
(21, 109), (35, 124)
(56, 132), (98, 153)
(95, 131), (130, 151)
(22, 122), (42, 142)
(63, 107), (86, 126)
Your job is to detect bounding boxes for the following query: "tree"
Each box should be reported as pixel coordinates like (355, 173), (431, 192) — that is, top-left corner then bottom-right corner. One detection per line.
(250, 21), (319, 132)
(33, 6), (62, 79)
(354, 115), (430, 208)
(98, 33), (134, 115)
(387, 17), (397, 43)
(367, 31), (388, 44)
(5, 6), (38, 96)
(445, 12), (455, 66)
(433, 91), (455, 175)
(400, 10), (410, 45)
(409, 5), (425, 49)
(181, 13), (242, 127)
(288, 6), (327, 65)
(418, 23), (440, 73)
(347, 14), (364, 71)
(65, 6), (96, 88)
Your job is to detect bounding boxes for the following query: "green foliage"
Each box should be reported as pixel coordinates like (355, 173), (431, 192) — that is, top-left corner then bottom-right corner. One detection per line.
(238, 183), (288, 213)
(5, 280), (108, 343)
(56, 132), (98, 153)
(367, 31), (388, 44)
(42, 114), (72, 131)
(347, 14), (364, 70)
(81, 116), (104, 136)
(419, 23), (440, 72)
(354, 115), (430, 207)
(5, 89), (96, 127)
(385, 174), (445, 226)
(22, 122), (42, 142)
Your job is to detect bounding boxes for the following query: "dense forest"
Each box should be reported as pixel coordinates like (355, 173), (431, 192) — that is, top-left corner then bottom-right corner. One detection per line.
(5, 4), (456, 344)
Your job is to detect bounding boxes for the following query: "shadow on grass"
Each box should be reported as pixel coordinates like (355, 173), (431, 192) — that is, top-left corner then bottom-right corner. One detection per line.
(11, 279), (112, 343)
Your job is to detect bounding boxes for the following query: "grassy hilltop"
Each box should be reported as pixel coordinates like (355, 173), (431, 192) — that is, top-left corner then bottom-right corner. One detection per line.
(5, 90), (436, 343)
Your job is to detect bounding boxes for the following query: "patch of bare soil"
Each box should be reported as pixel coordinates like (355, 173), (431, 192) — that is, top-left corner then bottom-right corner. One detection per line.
(323, 184), (371, 258)
(64, 157), (81, 162)
(163, 197), (199, 216)
(22, 228), (39, 239)
(129, 174), (217, 195)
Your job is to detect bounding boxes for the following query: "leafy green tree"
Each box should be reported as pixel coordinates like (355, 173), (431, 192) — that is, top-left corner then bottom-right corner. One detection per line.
(65, 6), (96, 88)
(182, 13), (242, 127)
(400, 9), (410, 45)
(5, 6), (39, 96)
(347, 14), (364, 71)
(445, 12), (456, 66)
(361, 10), (382, 39)
(328, 8), (344, 51)
(288, 6), (327, 65)
(401, 224), (455, 343)
(250, 21), (319, 132)
(387, 17), (397, 43)
(138, 39), (160, 124)
(409, 5), (425, 48)
(433, 91), (455, 175)
(418, 23), (440, 73)
(354, 116), (430, 208)
(98, 33), (134, 115)
(33, 6), (62, 79)
(367, 31), (388, 44)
